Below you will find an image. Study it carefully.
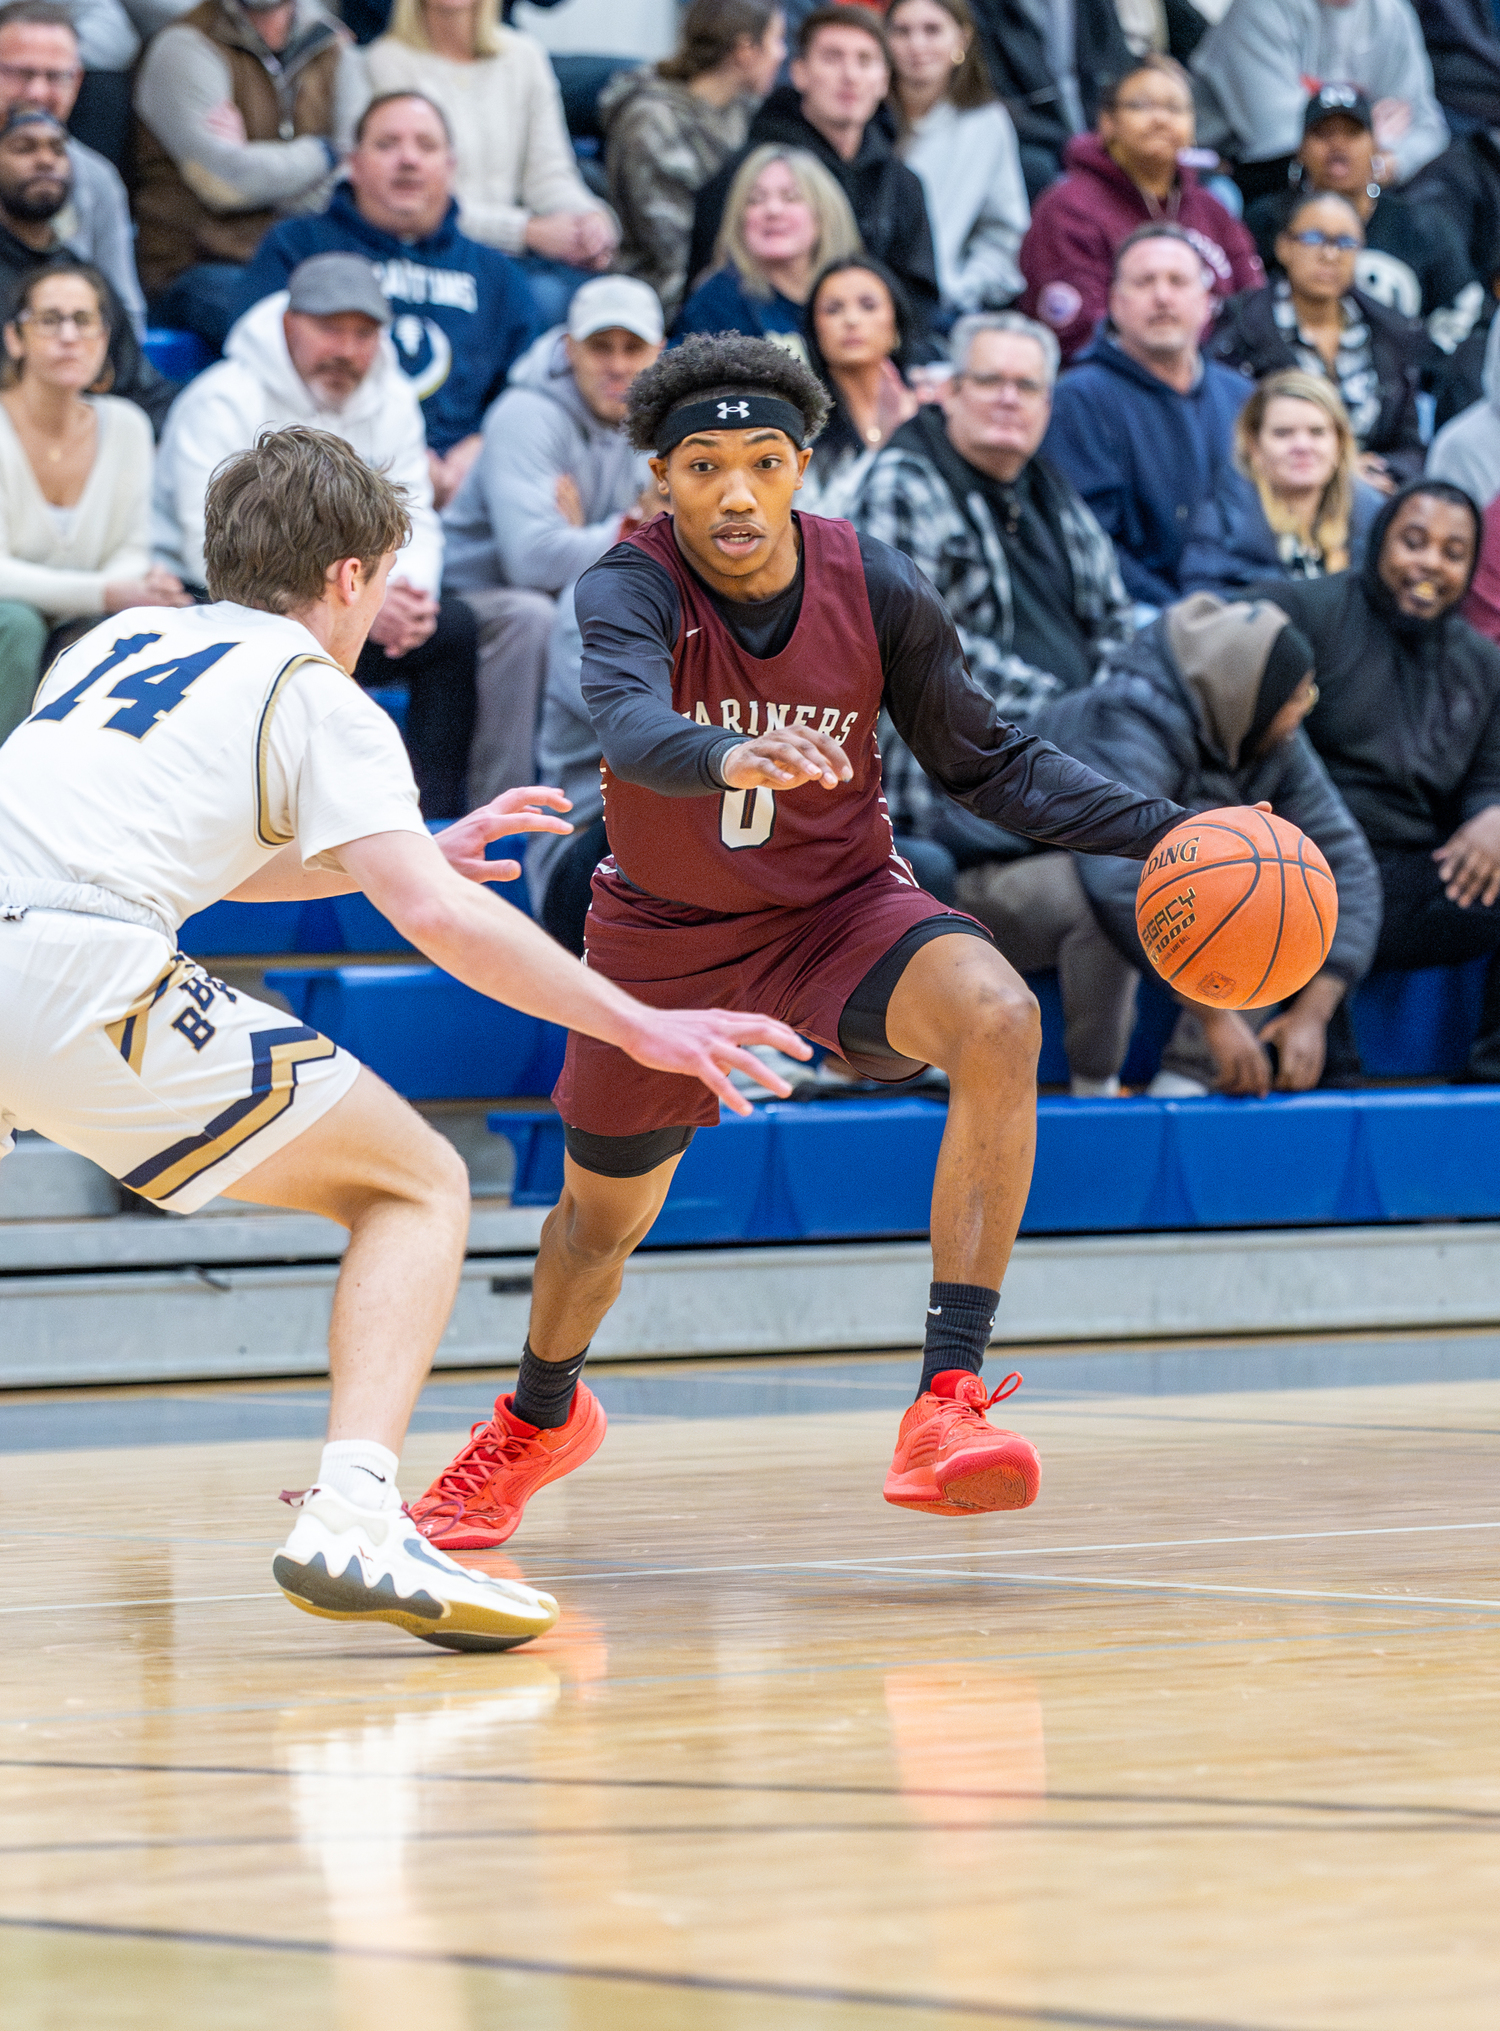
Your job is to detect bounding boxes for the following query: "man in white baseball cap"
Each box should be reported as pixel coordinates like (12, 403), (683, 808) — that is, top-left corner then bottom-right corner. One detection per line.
(441, 273), (666, 816)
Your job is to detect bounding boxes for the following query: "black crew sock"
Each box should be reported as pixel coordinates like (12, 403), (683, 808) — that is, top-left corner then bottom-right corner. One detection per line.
(918, 1282), (999, 1398)
(510, 1342), (590, 1431)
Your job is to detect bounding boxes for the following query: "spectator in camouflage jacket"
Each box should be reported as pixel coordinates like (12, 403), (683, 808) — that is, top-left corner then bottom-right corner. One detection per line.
(850, 309), (1132, 841)
(601, 0), (786, 320)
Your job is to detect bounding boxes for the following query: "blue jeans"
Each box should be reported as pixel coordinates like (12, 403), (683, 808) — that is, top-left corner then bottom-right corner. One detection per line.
(148, 263), (251, 355)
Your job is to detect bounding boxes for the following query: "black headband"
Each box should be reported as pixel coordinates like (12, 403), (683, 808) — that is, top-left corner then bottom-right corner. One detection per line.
(656, 394), (806, 455)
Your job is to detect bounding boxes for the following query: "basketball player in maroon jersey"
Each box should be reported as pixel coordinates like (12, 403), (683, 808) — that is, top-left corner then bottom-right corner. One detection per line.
(412, 335), (1186, 1546)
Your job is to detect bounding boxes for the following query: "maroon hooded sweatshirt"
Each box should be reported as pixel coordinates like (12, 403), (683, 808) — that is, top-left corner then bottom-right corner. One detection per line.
(1019, 132), (1264, 362)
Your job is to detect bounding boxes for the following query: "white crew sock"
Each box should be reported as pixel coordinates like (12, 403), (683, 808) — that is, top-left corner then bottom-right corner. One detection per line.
(317, 1439), (401, 1511)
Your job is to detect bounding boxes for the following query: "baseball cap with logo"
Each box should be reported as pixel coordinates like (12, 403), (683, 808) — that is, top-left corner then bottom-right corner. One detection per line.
(566, 275), (665, 346)
(1302, 84), (1374, 135)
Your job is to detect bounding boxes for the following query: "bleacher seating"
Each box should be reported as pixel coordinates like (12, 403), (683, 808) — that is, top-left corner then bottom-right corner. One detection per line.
(268, 963), (566, 1101)
(142, 328), (214, 383)
(178, 828), (532, 955)
(491, 1085), (1500, 1245)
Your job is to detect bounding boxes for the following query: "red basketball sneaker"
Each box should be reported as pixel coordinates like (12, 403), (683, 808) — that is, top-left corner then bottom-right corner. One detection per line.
(410, 1387), (606, 1550)
(884, 1370), (1040, 1514)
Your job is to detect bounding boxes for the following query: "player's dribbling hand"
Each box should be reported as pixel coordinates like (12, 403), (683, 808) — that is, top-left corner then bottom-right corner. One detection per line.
(721, 729), (852, 793)
(438, 787), (574, 884)
(625, 1011), (812, 1116)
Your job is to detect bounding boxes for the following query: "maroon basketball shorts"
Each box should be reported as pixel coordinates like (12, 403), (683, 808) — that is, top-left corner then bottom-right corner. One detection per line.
(552, 859), (992, 1143)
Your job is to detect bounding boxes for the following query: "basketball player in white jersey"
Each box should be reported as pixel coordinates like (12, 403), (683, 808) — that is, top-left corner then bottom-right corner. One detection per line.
(0, 426), (807, 1653)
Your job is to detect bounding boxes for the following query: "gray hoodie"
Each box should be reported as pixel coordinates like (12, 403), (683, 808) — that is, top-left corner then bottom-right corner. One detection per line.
(526, 586), (603, 913)
(1428, 312), (1500, 512)
(441, 327), (653, 595)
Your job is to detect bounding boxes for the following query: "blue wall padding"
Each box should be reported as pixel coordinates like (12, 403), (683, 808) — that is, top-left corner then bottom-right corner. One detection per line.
(179, 833), (535, 955)
(491, 1088), (1500, 1243)
(1348, 959), (1487, 1076)
(268, 964), (566, 1100)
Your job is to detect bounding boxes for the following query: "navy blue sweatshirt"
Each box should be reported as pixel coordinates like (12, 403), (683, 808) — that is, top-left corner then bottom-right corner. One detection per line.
(1042, 333), (1251, 606)
(235, 184), (539, 452)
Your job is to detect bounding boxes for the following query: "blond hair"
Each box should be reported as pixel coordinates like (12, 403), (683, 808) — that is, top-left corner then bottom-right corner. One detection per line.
(386, 0), (503, 59)
(1236, 370), (1359, 574)
(204, 427), (412, 614)
(714, 145), (861, 301)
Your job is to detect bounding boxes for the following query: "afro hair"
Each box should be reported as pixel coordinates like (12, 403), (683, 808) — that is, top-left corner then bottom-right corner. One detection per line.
(625, 331), (831, 454)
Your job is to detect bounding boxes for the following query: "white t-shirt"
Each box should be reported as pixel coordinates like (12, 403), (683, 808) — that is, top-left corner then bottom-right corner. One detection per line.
(0, 602), (426, 933)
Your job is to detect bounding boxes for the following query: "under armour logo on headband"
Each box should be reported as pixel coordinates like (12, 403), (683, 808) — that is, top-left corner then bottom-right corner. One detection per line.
(656, 392), (811, 454)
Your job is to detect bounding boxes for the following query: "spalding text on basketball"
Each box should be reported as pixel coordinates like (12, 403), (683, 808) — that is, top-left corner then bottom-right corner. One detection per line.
(1143, 836), (1200, 877)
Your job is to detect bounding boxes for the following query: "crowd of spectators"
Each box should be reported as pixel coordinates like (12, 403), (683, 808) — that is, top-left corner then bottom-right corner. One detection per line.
(3, 0), (1500, 1088)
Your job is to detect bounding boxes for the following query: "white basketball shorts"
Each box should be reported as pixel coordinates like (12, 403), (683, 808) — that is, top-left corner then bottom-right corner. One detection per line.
(0, 907), (359, 1213)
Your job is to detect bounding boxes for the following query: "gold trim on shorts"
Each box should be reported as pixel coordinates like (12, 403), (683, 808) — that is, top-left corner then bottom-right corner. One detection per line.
(122, 1022), (338, 1205)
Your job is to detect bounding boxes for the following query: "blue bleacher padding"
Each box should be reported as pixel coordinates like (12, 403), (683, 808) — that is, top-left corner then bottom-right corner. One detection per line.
(143, 327), (213, 382)
(490, 1087), (1500, 1243)
(364, 684), (409, 735)
(178, 834), (535, 956)
(1349, 959), (1488, 1077)
(268, 964), (566, 1100)
(1024, 1098), (1169, 1229)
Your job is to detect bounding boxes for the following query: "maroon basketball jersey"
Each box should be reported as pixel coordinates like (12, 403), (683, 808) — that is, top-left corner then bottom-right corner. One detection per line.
(602, 513), (899, 913)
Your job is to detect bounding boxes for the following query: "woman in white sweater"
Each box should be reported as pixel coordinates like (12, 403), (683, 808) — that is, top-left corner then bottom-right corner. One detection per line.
(363, 0), (619, 326)
(0, 262), (186, 742)
(886, 0), (1029, 318)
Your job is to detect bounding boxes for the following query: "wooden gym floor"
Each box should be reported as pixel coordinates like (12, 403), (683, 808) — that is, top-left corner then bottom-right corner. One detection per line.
(1, 1346), (1498, 2030)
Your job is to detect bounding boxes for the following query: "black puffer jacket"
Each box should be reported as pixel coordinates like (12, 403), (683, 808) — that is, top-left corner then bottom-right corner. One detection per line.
(1037, 593), (1382, 982)
(1206, 282), (1427, 485)
(1259, 482), (1500, 850)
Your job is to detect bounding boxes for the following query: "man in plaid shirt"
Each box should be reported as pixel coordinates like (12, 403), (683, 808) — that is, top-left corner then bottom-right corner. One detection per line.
(851, 309), (1143, 1094)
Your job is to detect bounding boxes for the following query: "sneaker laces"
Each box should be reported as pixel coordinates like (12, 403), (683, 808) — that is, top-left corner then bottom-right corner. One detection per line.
(417, 1419), (533, 1509)
(932, 1372), (1024, 1434)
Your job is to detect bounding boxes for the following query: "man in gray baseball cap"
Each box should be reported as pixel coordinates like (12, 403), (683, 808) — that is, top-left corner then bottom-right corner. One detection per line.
(154, 249), (483, 817)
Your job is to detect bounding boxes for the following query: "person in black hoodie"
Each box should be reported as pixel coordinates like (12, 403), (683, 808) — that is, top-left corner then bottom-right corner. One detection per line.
(1207, 190), (1427, 492)
(688, 7), (939, 338)
(1260, 479), (1500, 1080)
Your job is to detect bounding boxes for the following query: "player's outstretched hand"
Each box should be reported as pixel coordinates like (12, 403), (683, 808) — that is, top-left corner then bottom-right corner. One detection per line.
(721, 728), (853, 793)
(438, 788), (575, 884)
(626, 1010), (812, 1117)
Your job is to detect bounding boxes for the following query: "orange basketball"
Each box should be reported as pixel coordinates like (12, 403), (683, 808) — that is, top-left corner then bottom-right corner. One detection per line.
(1134, 806), (1339, 1010)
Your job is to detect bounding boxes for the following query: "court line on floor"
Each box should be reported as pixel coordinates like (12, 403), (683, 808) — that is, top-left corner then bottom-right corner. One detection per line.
(0, 1913), (1315, 2029)
(0, 1591), (276, 1617)
(6, 1522), (1500, 1622)
(5, 1514), (1496, 1601)
(7, 1809), (1499, 1858)
(6, 1755), (1496, 1824)
(852, 1568), (1500, 1612)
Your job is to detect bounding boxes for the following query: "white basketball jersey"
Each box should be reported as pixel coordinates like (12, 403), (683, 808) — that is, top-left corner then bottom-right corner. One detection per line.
(0, 603), (425, 932)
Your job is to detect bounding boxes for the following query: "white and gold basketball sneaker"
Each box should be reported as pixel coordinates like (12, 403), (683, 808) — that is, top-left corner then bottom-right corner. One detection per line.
(273, 1487), (559, 1652)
